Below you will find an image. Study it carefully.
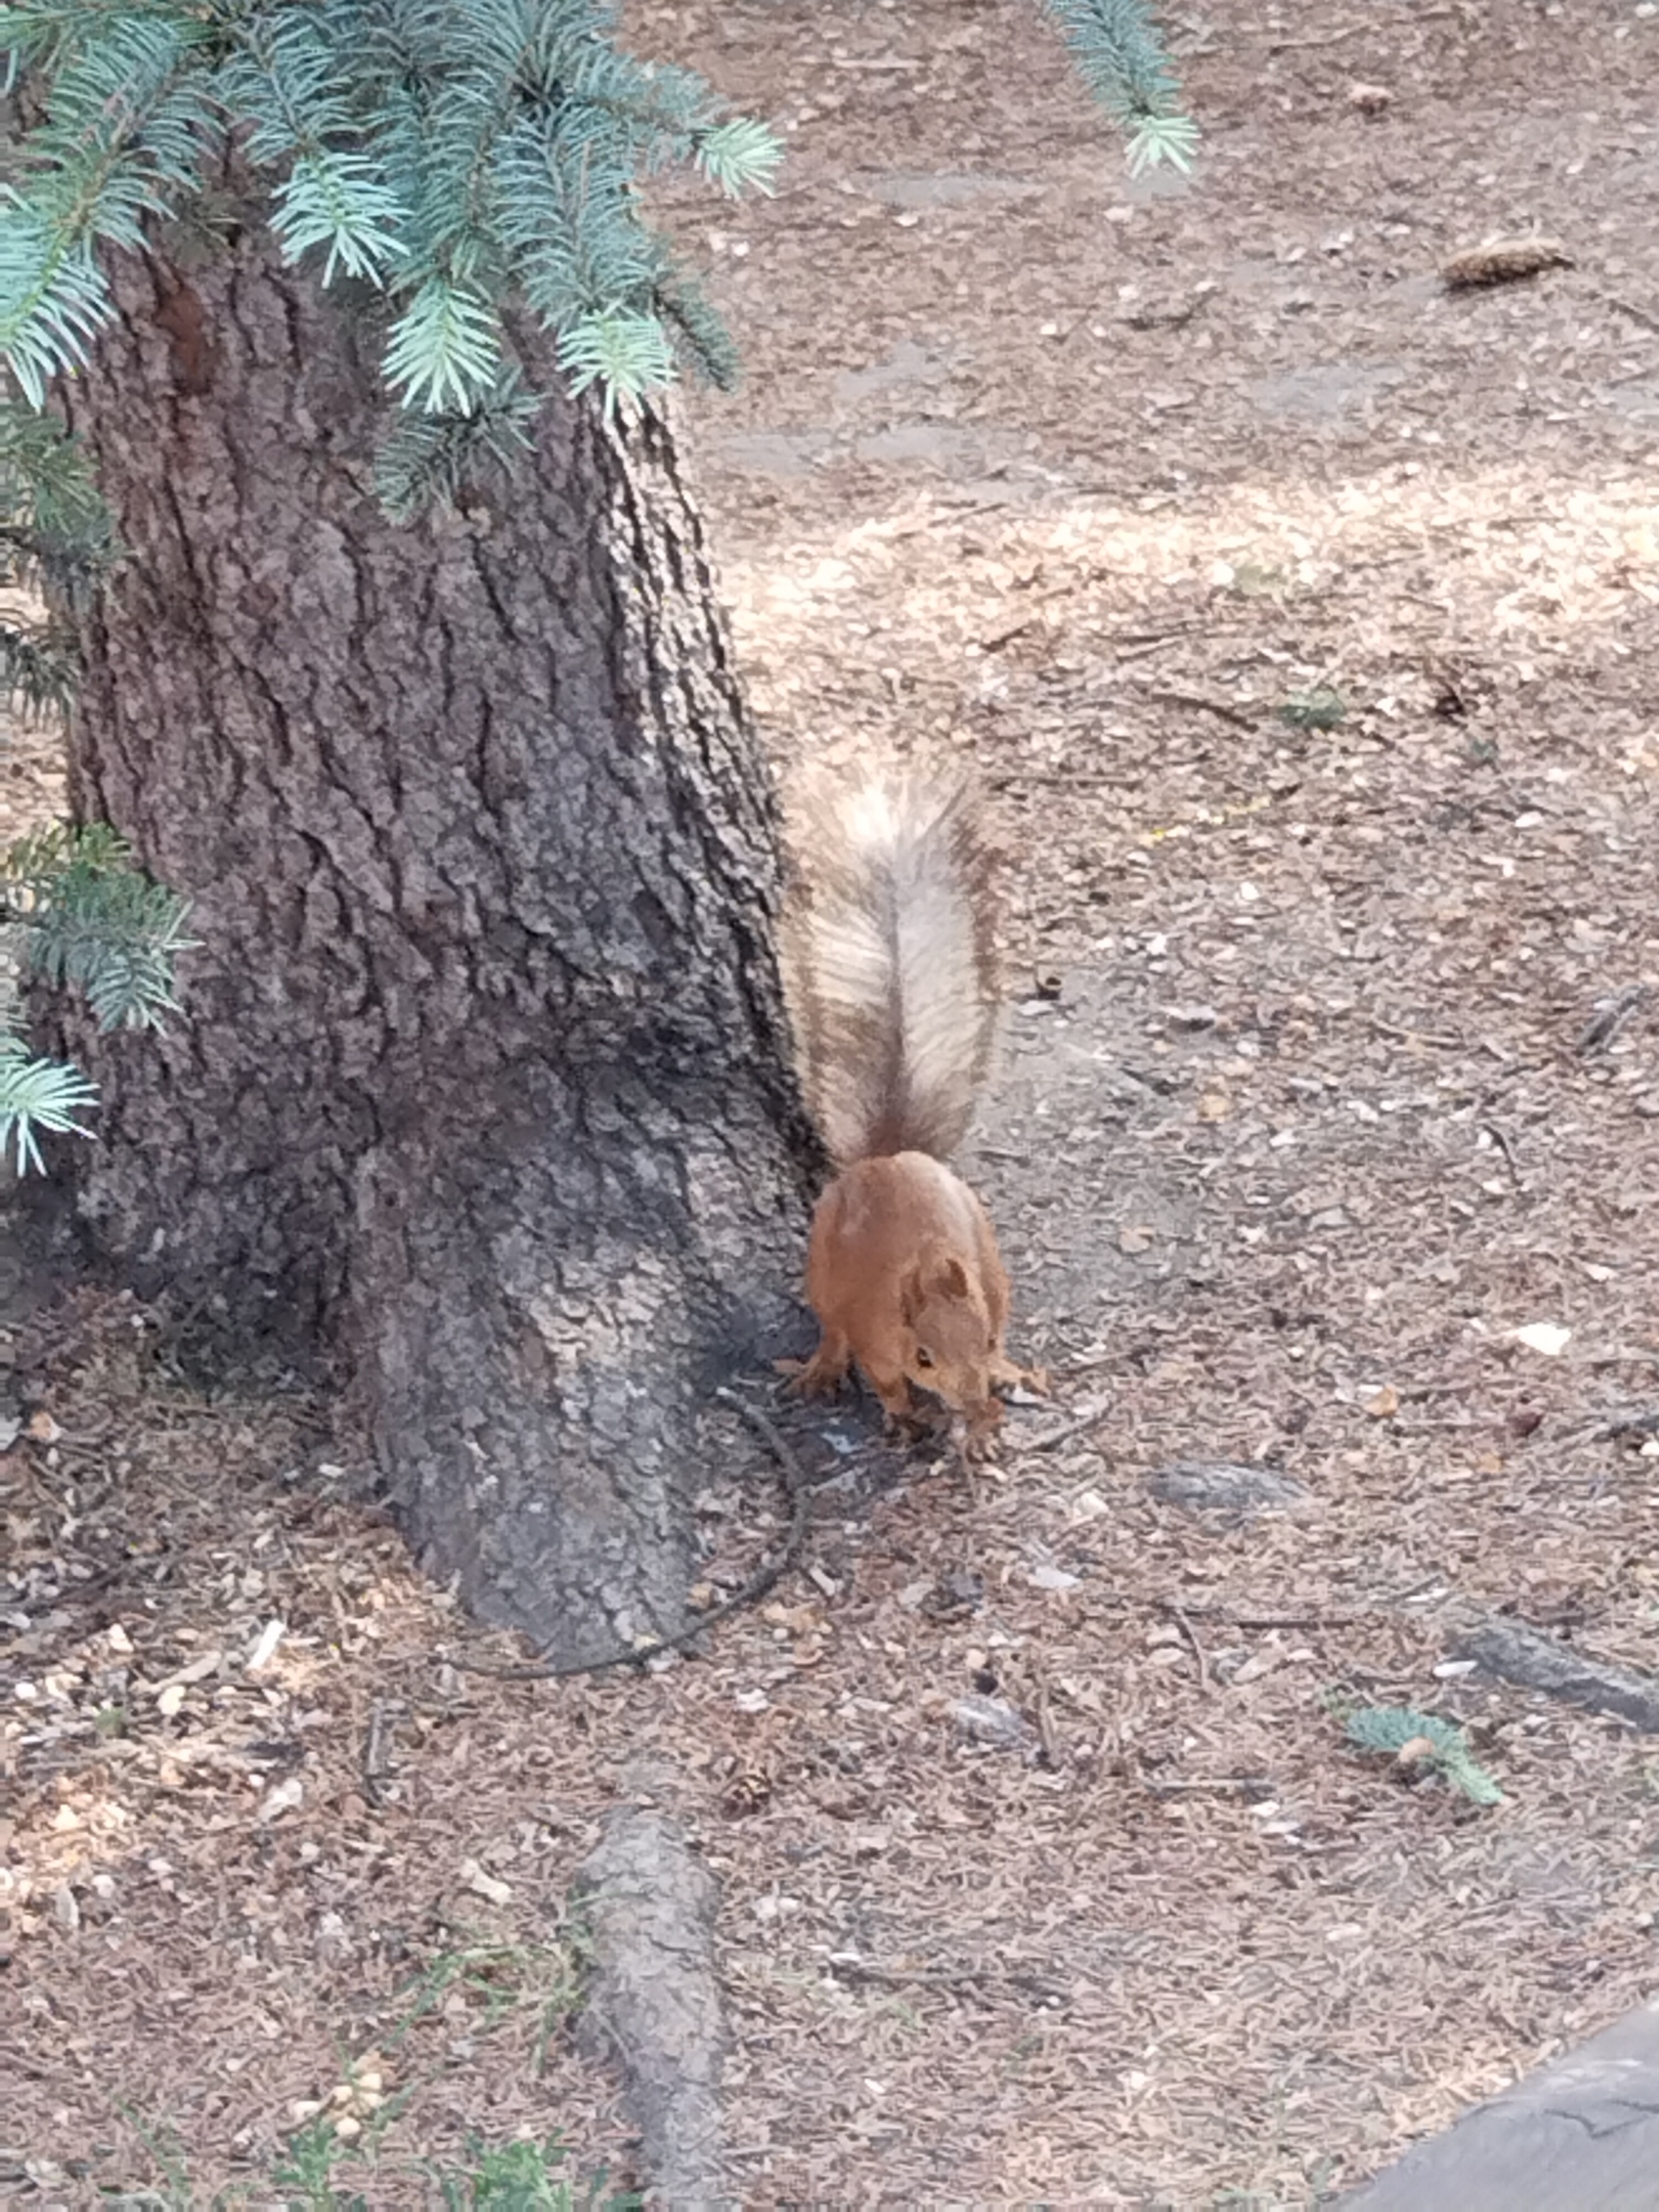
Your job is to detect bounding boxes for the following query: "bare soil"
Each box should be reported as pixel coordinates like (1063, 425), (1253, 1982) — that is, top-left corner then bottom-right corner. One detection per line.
(7, 0), (1659, 2204)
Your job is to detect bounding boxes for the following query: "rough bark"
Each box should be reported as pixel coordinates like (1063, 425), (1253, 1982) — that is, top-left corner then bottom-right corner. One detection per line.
(48, 215), (818, 1652)
(574, 1797), (728, 2207)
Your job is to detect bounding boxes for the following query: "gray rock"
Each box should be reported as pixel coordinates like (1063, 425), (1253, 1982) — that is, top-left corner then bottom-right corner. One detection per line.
(1339, 1996), (1659, 2210)
(1147, 1460), (1312, 1512)
(1460, 1618), (1659, 1734)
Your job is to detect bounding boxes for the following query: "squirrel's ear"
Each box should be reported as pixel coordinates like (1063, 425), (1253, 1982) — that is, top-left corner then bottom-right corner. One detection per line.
(934, 1255), (971, 1300)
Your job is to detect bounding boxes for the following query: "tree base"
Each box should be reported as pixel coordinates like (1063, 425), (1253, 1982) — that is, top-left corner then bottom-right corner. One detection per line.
(348, 1068), (801, 1656)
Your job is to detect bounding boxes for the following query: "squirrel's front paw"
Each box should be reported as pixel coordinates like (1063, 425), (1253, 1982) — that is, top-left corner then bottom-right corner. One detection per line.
(785, 1350), (854, 1401)
(954, 1397), (1005, 1465)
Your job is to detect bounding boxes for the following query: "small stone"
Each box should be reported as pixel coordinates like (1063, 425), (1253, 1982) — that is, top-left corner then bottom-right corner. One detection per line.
(458, 1858), (512, 1907)
(950, 1695), (1036, 1751)
(1147, 1461), (1312, 1513)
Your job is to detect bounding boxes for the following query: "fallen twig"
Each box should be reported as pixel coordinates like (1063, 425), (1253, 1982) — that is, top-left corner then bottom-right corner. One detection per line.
(1135, 683), (1258, 731)
(980, 617), (1037, 653)
(1265, 22), (1364, 50)
(1163, 1601), (1211, 1690)
(1157, 1600), (1376, 1630)
(361, 1698), (391, 1806)
(1020, 1402), (1112, 1455)
(1367, 1013), (1465, 1051)
(1138, 1773), (1274, 1799)
(1478, 1120), (1523, 1188)
(1603, 292), (1659, 334)
(1576, 983), (1647, 1056)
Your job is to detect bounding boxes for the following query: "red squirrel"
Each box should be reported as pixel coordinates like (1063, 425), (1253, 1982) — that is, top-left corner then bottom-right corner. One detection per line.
(779, 774), (1047, 1458)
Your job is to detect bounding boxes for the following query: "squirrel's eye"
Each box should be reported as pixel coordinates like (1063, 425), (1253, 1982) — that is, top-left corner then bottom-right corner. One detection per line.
(915, 1347), (935, 1369)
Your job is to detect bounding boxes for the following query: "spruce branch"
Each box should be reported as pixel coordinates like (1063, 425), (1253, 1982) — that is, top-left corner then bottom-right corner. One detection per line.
(652, 263), (739, 391)
(2, 0), (790, 443)
(0, 613), (79, 719)
(384, 272), (503, 412)
(0, 823), (192, 1170)
(0, 11), (218, 398)
(1, 0), (1185, 518)
(372, 363), (539, 521)
(694, 116), (782, 199)
(0, 217), (113, 407)
(0, 1039), (99, 1173)
(1042, 0), (1196, 168)
(214, 5), (357, 168)
(0, 404), (115, 601)
(491, 118), (655, 329)
(1341, 1701), (1505, 1808)
(3, 821), (195, 1032)
(556, 305), (673, 410)
(4, 818), (124, 903)
(1126, 110), (1199, 176)
(270, 149), (409, 287)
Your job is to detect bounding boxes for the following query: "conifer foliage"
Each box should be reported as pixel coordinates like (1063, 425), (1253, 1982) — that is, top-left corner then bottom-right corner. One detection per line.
(1, 823), (192, 1170)
(0, 0), (1188, 1169)
(1045, 0), (1198, 174)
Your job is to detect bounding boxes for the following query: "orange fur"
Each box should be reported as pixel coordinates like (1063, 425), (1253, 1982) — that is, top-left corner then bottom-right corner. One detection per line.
(780, 777), (1046, 1457)
(792, 1152), (1044, 1456)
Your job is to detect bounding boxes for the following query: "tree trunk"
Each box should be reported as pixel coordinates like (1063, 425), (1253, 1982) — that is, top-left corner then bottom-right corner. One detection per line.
(49, 220), (818, 1656)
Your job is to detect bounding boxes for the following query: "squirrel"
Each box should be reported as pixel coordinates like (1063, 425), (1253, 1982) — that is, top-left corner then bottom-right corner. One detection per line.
(779, 772), (1047, 1458)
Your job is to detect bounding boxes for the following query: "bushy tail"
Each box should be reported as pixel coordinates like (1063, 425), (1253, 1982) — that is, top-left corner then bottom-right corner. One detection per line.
(782, 772), (1000, 1166)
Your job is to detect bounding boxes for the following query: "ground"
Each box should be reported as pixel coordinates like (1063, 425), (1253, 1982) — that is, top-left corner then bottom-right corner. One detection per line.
(5, 0), (1659, 2203)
